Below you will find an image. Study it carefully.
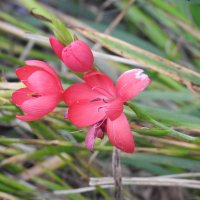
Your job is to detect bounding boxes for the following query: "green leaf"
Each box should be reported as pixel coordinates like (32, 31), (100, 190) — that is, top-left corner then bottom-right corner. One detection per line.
(135, 90), (196, 102)
(117, 1), (179, 58)
(32, 177), (88, 200)
(76, 27), (200, 88)
(150, 0), (190, 23)
(0, 53), (25, 66)
(51, 18), (74, 45)
(29, 121), (61, 140)
(122, 159), (174, 175)
(0, 12), (37, 32)
(135, 103), (200, 128)
(18, 0), (74, 45)
(0, 174), (34, 192)
(123, 153), (200, 171)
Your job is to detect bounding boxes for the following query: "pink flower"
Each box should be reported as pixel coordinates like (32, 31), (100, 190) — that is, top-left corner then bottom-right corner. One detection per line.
(49, 36), (94, 72)
(12, 60), (63, 121)
(63, 69), (151, 153)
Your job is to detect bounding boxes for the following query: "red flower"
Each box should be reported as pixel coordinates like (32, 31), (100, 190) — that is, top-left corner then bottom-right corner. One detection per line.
(63, 69), (151, 153)
(12, 60), (63, 121)
(49, 36), (94, 72)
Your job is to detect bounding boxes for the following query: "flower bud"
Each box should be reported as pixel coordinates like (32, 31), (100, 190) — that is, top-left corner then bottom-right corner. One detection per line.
(62, 40), (94, 72)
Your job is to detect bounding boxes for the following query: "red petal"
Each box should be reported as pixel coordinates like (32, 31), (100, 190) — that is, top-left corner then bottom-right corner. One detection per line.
(84, 71), (116, 98)
(16, 65), (38, 81)
(18, 95), (61, 120)
(62, 40), (94, 72)
(12, 88), (32, 106)
(107, 113), (134, 153)
(49, 36), (64, 60)
(16, 115), (42, 121)
(25, 60), (61, 83)
(68, 101), (106, 127)
(116, 69), (151, 102)
(63, 83), (100, 106)
(105, 98), (123, 121)
(16, 66), (62, 95)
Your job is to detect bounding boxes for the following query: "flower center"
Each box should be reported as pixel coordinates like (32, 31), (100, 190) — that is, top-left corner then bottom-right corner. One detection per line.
(28, 92), (41, 98)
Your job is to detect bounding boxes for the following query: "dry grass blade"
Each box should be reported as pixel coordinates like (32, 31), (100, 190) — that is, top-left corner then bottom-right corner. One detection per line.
(166, 13), (200, 41)
(0, 19), (143, 68)
(0, 83), (24, 90)
(44, 4), (200, 83)
(0, 192), (19, 200)
(93, 0), (136, 50)
(89, 177), (200, 189)
(20, 154), (70, 180)
(76, 28), (200, 80)
(0, 21), (26, 38)
(161, 173), (200, 178)
(0, 154), (28, 166)
(104, 0), (136, 34)
(0, 20), (48, 46)
(136, 135), (200, 149)
(54, 173), (200, 195)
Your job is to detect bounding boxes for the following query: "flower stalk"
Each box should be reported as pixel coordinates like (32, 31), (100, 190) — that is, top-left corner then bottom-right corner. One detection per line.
(127, 102), (200, 143)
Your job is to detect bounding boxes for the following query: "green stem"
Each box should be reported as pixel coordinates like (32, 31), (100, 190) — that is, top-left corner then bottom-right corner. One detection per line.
(127, 102), (200, 144)
(0, 90), (13, 98)
(0, 137), (112, 151)
(0, 53), (25, 66)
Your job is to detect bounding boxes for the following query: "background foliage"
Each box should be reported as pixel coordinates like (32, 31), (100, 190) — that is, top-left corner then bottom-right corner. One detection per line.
(0, 0), (200, 199)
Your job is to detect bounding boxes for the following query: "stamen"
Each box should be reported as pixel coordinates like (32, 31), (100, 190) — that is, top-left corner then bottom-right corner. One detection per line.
(90, 97), (111, 103)
(95, 117), (107, 129)
(90, 98), (101, 102)
(102, 98), (110, 103)
(27, 92), (41, 98)
(32, 94), (41, 97)
(98, 106), (103, 112)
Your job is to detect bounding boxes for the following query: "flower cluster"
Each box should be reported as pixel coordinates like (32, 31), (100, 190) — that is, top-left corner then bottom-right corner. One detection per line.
(12, 37), (151, 153)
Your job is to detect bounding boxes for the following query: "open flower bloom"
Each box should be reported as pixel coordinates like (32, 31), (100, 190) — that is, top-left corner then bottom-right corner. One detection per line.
(63, 69), (151, 153)
(49, 36), (94, 72)
(12, 60), (64, 121)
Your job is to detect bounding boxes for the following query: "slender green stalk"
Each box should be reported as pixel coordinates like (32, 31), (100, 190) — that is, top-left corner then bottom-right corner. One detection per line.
(0, 53), (25, 66)
(127, 102), (200, 143)
(0, 137), (113, 151)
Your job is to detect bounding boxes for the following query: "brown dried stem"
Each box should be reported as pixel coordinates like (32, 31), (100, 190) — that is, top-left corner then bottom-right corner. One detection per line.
(112, 147), (122, 200)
